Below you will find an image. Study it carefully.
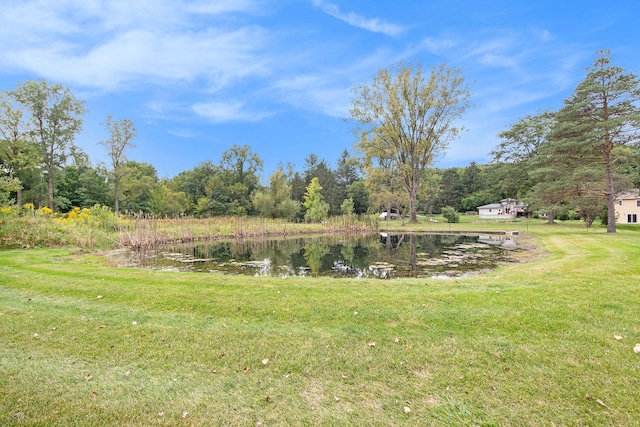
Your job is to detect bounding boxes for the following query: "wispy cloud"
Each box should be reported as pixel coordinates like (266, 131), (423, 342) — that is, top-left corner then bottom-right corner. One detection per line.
(0, 1), (270, 91)
(312, 0), (404, 36)
(167, 128), (199, 139)
(270, 74), (351, 118)
(192, 101), (275, 123)
(421, 37), (458, 55)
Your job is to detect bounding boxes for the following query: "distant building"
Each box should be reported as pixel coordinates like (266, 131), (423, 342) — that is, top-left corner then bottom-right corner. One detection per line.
(615, 189), (639, 224)
(477, 198), (526, 219)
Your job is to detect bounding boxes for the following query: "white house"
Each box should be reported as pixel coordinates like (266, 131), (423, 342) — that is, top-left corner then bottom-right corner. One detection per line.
(615, 189), (639, 224)
(478, 198), (526, 219)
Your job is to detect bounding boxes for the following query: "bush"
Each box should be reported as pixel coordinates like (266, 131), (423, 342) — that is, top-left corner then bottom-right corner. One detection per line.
(441, 206), (460, 223)
(0, 204), (119, 249)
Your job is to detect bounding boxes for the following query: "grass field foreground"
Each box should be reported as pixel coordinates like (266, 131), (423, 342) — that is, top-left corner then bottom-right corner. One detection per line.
(1, 222), (639, 425)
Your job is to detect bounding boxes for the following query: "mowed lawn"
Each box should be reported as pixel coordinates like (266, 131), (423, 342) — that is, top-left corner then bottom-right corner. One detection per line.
(1, 223), (639, 426)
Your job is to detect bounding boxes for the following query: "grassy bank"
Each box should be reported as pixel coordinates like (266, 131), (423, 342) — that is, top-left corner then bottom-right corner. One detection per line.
(0, 212), (377, 249)
(1, 223), (639, 425)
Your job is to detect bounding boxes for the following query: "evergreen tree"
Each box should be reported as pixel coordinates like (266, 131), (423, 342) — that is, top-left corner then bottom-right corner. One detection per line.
(303, 177), (329, 222)
(552, 50), (640, 232)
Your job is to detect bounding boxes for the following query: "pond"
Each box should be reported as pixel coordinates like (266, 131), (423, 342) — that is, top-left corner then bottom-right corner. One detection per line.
(112, 232), (519, 279)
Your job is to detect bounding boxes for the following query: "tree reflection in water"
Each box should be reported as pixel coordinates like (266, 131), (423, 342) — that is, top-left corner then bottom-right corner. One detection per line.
(125, 233), (517, 278)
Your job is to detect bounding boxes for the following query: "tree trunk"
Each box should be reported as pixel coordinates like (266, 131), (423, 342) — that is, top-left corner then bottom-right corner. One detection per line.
(16, 188), (22, 207)
(547, 208), (554, 224)
(114, 178), (120, 216)
(605, 151), (617, 233)
(48, 172), (54, 212)
(408, 186), (418, 223)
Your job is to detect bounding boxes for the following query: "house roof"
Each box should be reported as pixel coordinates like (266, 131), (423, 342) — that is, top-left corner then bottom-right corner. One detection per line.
(478, 203), (503, 209)
(615, 189), (640, 200)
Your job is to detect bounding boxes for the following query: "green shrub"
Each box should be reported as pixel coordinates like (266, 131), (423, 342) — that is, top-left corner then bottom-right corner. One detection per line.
(441, 206), (460, 223)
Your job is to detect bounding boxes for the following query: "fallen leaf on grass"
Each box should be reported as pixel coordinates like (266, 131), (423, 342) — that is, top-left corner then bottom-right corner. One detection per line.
(158, 412), (164, 417)
(125, 370), (132, 376)
(262, 358), (269, 365)
(613, 335), (623, 340)
(368, 342), (376, 347)
(586, 394), (608, 407)
(96, 295), (103, 299)
(84, 374), (92, 381)
(265, 396), (272, 402)
(634, 343), (640, 354)
(182, 411), (188, 419)
(404, 406), (411, 414)
(91, 391), (97, 398)
(394, 337), (400, 343)
(243, 366), (250, 372)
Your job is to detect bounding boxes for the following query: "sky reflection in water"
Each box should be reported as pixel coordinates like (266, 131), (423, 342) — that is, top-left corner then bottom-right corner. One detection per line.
(121, 233), (518, 279)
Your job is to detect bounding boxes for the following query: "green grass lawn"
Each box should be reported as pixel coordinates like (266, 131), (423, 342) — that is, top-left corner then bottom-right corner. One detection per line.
(1, 222), (639, 426)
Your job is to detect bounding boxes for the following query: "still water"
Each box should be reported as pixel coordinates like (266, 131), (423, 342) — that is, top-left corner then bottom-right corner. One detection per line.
(115, 233), (518, 279)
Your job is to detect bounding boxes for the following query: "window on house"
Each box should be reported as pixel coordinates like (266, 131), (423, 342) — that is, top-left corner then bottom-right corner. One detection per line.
(637, 200), (640, 207)
(628, 214), (638, 223)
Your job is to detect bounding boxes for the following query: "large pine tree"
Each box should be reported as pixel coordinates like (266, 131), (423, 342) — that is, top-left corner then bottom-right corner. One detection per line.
(553, 50), (640, 232)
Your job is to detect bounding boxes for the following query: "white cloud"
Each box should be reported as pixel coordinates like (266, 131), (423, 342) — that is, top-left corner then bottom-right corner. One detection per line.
(421, 37), (458, 55)
(312, 0), (404, 36)
(0, 1), (270, 91)
(532, 28), (554, 42)
(271, 74), (351, 118)
(5, 27), (270, 91)
(192, 101), (274, 123)
(167, 129), (199, 139)
(186, 0), (261, 15)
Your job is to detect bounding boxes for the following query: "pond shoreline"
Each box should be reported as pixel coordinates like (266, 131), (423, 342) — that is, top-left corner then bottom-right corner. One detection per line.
(110, 231), (525, 279)
(380, 228), (519, 236)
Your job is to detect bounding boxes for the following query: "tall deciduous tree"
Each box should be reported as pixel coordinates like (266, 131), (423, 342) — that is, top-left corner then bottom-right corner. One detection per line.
(13, 80), (85, 212)
(350, 62), (471, 222)
(552, 50), (640, 232)
(493, 110), (556, 222)
(118, 161), (158, 214)
(0, 90), (39, 206)
(252, 167), (300, 219)
(493, 110), (555, 164)
(219, 144), (263, 215)
(99, 115), (136, 216)
(362, 153), (405, 219)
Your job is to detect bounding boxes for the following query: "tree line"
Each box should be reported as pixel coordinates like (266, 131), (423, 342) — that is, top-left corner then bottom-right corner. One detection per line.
(1, 50), (639, 230)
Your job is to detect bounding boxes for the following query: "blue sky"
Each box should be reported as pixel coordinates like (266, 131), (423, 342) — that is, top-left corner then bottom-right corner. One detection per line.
(1, 0), (638, 180)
